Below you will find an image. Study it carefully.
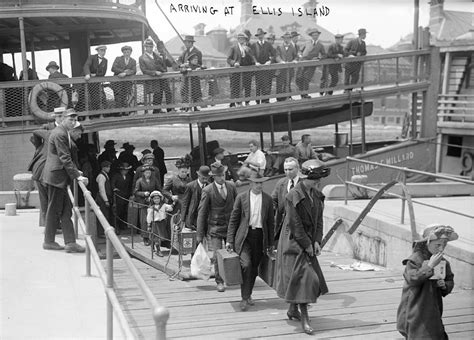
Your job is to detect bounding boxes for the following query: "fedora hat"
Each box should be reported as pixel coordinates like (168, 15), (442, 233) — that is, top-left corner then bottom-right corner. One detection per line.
(281, 32), (292, 39)
(118, 162), (132, 170)
(196, 165), (211, 178)
(255, 28), (267, 36)
(307, 28), (321, 36)
(121, 142), (135, 150)
(358, 28), (368, 35)
(248, 173), (269, 183)
(183, 35), (195, 42)
(210, 162), (225, 176)
(100, 160), (112, 168)
(46, 61), (60, 71)
(300, 159), (330, 179)
(290, 31), (300, 38)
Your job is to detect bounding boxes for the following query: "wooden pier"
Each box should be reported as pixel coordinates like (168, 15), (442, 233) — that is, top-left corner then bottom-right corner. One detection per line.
(113, 250), (474, 339)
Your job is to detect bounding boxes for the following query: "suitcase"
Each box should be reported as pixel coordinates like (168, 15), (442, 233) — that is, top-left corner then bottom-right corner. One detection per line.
(216, 249), (242, 285)
(258, 253), (276, 287)
(172, 227), (197, 255)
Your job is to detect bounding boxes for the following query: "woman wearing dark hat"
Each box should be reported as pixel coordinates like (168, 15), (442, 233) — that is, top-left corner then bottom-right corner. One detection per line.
(397, 224), (458, 339)
(134, 165), (161, 246)
(133, 153), (162, 189)
(47, 61), (68, 79)
(163, 155), (192, 203)
(274, 159), (330, 335)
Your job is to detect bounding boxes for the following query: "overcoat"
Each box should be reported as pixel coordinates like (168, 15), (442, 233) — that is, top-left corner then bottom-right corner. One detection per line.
(181, 179), (205, 228)
(274, 181), (328, 303)
(196, 181), (237, 240)
(111, 56), (137, 76)
(83, 54), (107, 77)
(396, 246), (454, 339)
(271, 177), (300, 241)
(226, 190), (274, 255)
(163, 174), (192, 202)
(42, 125), (81, 189)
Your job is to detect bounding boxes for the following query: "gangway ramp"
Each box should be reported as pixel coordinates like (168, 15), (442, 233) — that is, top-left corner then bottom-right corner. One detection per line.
(113, 252), (474, 339)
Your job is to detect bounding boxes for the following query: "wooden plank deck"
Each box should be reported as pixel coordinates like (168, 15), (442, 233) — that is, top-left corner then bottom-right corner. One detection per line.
(112, 251), (474, 339)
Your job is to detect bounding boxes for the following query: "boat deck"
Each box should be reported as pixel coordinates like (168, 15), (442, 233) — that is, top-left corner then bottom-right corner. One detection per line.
(113, 251), (474, 339)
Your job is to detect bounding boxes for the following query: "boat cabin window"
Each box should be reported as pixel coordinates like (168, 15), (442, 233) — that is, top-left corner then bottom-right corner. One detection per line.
(447, 136), (463, 157)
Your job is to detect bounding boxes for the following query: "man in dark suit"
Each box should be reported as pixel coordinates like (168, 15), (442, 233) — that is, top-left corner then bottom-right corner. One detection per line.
(181, 165), (210, 230)
(197, 162), (237, 292)
(322, 34), (345, 95)
(271, 157), (301, 241)
(42, 109), (88, 252)
(150, 139), (167, 185)
(344, 28), (368, 91)
(209, 147), (238, 182)
(139, 38), (174, 114)
(178, 35), (203, 68)
(111, 162), (133, 232)
(47, 61), (68, 80)
(83, 45), (108, 110)
(226, 174), (274, 311)
(98, 139), (119, 175)
(111, 45), (137, 110)
(19, 60), (38, 81)
(251, 28), (276, 104)
(178, 35), (203, 111)
(297, 29), (326, 98)
(276, 32), (298, 101)
(227, 32), (256, 107)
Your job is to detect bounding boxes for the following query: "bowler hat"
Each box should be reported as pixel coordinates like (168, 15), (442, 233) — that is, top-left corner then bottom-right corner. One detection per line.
(210, 162), (225, 176)
(196, 165), (211, 178)
(100, 160), (112, 168)
(300, 159), (330, 179)
(121, 45), (132, 52)
(358, 28), (368, 35)
(121, 142), (135, 150)
(104, 140), (116, 148)
(118, 162), (132, 170)
(143, 38), (154, 47)
(255, 28), (267, 36)
(290, 31), (300, 38)
(183, 35), (195, 42)
(95, 45), (107, 51)
(415, 224), (458, 243)
(213, 147), (225, 155)
(46, 61), (60, 71)
(308, 28), (321, 36)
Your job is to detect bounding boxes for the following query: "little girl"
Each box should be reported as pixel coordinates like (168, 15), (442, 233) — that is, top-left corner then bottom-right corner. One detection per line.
(147, 191), (174, 257)
(397, 224), (458, 339)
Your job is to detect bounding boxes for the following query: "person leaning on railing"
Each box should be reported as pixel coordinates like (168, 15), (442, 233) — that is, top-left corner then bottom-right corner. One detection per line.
(275, 32), (299, 101)
(344, 28), (368, 92)
(251, 28), (276, 104)
(321, 34), (345, 96)
(83, 45), (108, 110)
(178, 35), (203, 112)
(111, 45), (137, 113)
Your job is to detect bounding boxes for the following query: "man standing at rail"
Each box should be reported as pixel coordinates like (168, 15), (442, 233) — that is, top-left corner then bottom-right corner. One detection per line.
(344, 28), (368, 91)
(111, 45), (137, 111)
(197, 162), (237, 292)
(251, 28), (276, 104)
(297, 29), (325, 99)
(83, 45), (108, 110)
(42, 109), (88, 252)
(321, 34), (345, 95)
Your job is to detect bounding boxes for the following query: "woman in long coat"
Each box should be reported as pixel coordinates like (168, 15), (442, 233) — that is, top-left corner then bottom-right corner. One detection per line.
(274, 159), (330, 335)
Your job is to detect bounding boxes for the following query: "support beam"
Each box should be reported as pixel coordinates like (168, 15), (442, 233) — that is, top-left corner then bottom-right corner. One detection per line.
(189, 124), (194, 150)
(269, 115), (275, 149)
(197, 123), (205, 166)
(441, 52), (451, 94)
(287, 111), (293, 144)
(259, 132), (264, 151)
(420, 47), (441, 140)
(360, 98), (366, 153)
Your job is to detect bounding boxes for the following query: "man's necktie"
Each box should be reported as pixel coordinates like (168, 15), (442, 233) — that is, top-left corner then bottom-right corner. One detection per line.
(219, 185), (226, 199)
(289, 179), (294, 190)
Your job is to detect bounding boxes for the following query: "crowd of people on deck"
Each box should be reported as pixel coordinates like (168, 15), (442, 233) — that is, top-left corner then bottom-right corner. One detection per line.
(1, 27), (368, 115)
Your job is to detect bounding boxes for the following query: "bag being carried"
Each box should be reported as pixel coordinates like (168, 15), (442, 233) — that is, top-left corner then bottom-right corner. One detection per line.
(191, 239), (212, 280)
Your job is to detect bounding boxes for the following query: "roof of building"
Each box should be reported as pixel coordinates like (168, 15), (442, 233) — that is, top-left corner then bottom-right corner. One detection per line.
(435, 10), (472, 41)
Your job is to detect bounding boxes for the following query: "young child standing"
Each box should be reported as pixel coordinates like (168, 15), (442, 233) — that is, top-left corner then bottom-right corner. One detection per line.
(397, 224), (458, 339)
(147, 191), (174, 257)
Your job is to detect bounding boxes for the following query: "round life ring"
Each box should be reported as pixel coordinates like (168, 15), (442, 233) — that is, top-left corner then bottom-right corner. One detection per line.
(29, 81), (68, 122)
(461, 152), (473, 172)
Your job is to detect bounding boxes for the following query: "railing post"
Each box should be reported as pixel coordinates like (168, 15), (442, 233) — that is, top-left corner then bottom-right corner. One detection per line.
(85, 195), (91, 277)
(106, 231), (114, 340)
(344, 158), (350, 205)
(73, 180), (79, 238)
(153, 306), (169, 340)
(400, 170), (407, 224)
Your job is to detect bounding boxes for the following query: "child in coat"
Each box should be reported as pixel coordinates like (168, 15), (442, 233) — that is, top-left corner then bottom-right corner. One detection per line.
(147, 190), (174, 257)
(397, 224), (458, 339)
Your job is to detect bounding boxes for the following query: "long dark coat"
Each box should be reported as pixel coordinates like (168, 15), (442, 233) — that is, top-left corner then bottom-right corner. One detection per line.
(274, 181), (328, 303)
(181, 179), (205, 228)
(396, 245), (454, 339)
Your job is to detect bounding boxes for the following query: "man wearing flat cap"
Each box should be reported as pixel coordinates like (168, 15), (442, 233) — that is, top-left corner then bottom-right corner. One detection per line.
(181, 165), (210, 230)
(251, 28), (276, 104)
(139, 38), (174, 114)
(197, 162), (237, 292)
(296, 29), (326, 99)
(111, 45), (137, 111)
(344, 28), (368, 91)
(83, 45), (108, 110)
(322, 34), (345, 95)
(227, 32), (256, 107)
(42, 109), (88, 253)
(226, 173), (274, 311)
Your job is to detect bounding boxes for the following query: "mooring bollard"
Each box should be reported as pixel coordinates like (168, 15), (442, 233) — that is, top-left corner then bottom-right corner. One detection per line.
(5, 203), (17, 216)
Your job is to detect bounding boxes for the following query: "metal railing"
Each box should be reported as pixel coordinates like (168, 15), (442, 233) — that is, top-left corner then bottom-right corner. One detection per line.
(0, 49), (430, 128)
(437, 94), (474, 123)
(344, 157), (474, 224)
(68, 179), (168, 340)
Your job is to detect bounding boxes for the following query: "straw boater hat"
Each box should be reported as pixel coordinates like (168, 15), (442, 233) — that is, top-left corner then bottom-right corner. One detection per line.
(300, 159), (330, 179)
(46, 61), (60, 71)
(53, 107), (65, 115)
(95, 45), (107, 51)
(150, 190), (164, 199)
(415, 224), (459, 243)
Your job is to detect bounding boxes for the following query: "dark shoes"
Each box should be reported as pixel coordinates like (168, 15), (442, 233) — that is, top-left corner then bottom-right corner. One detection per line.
(65, 242), (85, 253)
(239, 299), (249, 311)
(43, 242), (65, 251)
(299, 303), (313, 335)
(216, 283), (225, 292)
(144, 239), (151, 246)
(155, 245), (164, 257)
(287, 303), (301, 321)
(247, 296), (255, 306)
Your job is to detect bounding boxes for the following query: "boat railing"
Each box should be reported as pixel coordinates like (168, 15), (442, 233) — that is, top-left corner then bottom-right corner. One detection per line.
(344, 156), (474, 224)
(437, 94), (474, 123)
(0, 49), (431, 129)
(67, 179), (168, 340)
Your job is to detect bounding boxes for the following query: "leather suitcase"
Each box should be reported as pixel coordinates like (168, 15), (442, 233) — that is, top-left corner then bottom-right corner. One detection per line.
(216, 249), (242, 285)
(258, 253), (276, 288)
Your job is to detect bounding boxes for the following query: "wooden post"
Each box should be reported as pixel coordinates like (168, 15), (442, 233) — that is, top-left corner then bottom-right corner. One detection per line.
(441, 52), (451, 94)
(420, 47), (441, 144)
(287, 111), (293, 144)
(197, 123), (206, 165)
(259, 132), (264, 151)
(269, 115), (275, 149)
(189, 124), (194, 150)
(360, 99), (366, 154)
(58, 48), (63, 72)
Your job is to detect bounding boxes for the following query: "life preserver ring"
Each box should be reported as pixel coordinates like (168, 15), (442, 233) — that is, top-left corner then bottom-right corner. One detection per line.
(29, 81), (68, 122)
(461, 152), (473, 172)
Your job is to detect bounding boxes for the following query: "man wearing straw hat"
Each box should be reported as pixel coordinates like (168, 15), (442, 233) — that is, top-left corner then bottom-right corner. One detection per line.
(83, 45), (108, 110)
